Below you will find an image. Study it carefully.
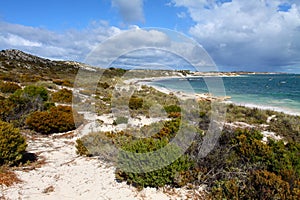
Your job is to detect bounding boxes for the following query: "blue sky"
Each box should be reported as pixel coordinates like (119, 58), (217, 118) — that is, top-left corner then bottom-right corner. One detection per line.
(0, 0), (300, 72)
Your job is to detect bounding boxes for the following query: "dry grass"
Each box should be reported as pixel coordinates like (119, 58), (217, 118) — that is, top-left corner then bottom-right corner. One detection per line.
(0, 167), (21, 187)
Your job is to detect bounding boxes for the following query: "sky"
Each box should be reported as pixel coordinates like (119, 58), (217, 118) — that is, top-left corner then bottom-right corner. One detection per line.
(0, 0), (300, 72)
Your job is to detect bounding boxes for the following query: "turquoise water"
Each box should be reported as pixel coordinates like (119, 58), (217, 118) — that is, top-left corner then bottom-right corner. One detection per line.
(150, 74), (300, 115)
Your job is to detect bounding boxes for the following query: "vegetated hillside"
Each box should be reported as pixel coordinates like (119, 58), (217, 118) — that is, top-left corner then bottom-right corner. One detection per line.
(0, 49), (95, 84)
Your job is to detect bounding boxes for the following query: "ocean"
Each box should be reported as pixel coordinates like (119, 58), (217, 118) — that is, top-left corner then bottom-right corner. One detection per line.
(149, 74), (300, 115)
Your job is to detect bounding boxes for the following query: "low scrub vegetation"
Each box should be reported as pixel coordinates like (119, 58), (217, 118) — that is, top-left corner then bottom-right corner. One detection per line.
(51, 88), (72, 103)
(0, 81), (21, 93)
(26, 105), (83, 134)
(0, 121), (27, 166)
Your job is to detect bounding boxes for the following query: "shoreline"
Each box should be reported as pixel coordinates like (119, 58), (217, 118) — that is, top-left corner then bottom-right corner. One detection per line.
(127, 76), (300, 117)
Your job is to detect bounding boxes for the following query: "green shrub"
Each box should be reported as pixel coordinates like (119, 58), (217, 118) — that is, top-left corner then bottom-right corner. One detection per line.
(0, 121), (27, 165)
(0, 82), (21, 93)
(113, 116), (128, 125)
(52, 88), (72, 103)
(26, 105), (83, 134)
(0, 85), (49, 124)
(21, 85), (48, 101)
(164, 105), (181, 113)
(129, 96), (143, 110)
(115, 138), (194, 188)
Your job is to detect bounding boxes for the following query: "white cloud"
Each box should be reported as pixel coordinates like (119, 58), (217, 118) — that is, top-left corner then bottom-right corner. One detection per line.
(111, 0), (145, 23)
(0, 21), (121, 61)
(172, 0), (300, 72)
(85, 28), (215, 71)
(0, 33), (42, 47)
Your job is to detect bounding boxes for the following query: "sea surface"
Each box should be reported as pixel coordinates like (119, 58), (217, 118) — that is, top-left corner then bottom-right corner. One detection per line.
(149, 74), (300, 115)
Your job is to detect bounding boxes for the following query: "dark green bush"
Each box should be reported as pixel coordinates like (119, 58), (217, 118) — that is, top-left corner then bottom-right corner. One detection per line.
(164, 105), (181, 113)
(21, 85), (48, 101)
(116, 138), (194, 188)
(0, 85), (49, 124)
(0, 121), (27, 165)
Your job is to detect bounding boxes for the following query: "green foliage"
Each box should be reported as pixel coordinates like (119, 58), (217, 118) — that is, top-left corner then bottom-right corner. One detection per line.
(0, 82), (21, 93)
(0, 85), (49, 124)
(116, 138), (194, 188)
(21, 85), (48, 101)
(188, 128), (300, 199)
(52, 88), (72, 103)
(113, 116), (128, 125)
(164, 105), (181, 118)
(0, 121), (27, 166)
(129, 96), (143, 110)
(26, 105), (83, 134)
(164, 105), (181, 113)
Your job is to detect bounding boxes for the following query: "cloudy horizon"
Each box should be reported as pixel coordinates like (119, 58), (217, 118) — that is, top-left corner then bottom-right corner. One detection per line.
(0, 0), (299, 72)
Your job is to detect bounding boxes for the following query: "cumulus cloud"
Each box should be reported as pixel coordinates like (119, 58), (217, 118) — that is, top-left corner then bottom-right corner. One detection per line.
(85, 28), (216, 71)
(0, 21), (121, 61)
(172, 0), (300, 72)
(111, 0), (145, 23)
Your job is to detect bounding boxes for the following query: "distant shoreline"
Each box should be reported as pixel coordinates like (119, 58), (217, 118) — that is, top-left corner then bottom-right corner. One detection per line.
(127, 75), (300, 117)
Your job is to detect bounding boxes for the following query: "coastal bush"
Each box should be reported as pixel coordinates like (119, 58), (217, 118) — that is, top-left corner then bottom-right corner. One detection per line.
(129, 96), (143, 110)
(164, 105), (181, 113)
(0, 81), (21, 93)
(26, 105), (83, 134)
(115, 138), (194, 188)
(113, 116), (128, 125)
(0, 85), (48, 124)
(0, 121), (27, 166)
(51, 88), (72, 103)
(20, 85), (48, 101)
(164, 105), (181, 118)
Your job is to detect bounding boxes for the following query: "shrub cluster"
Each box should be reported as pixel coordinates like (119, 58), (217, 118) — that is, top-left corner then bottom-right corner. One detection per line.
(26, 105), (83, 134)
(112, 116), (128, 125)
(190, 128), (300, 199)
(0, 121), (27, 166)
(0, 81), (21, 93)
(51, 88), (72, 103)
(129, 96), (143, 110)
(116, 138), (194, 188)
(0, 85), (48, 124)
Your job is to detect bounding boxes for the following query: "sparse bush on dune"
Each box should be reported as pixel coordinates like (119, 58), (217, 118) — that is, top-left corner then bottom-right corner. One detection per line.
(0, 121), (27, 166)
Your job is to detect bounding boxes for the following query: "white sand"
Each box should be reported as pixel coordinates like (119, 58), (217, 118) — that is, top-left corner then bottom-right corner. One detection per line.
(1, 110), (200, 200)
